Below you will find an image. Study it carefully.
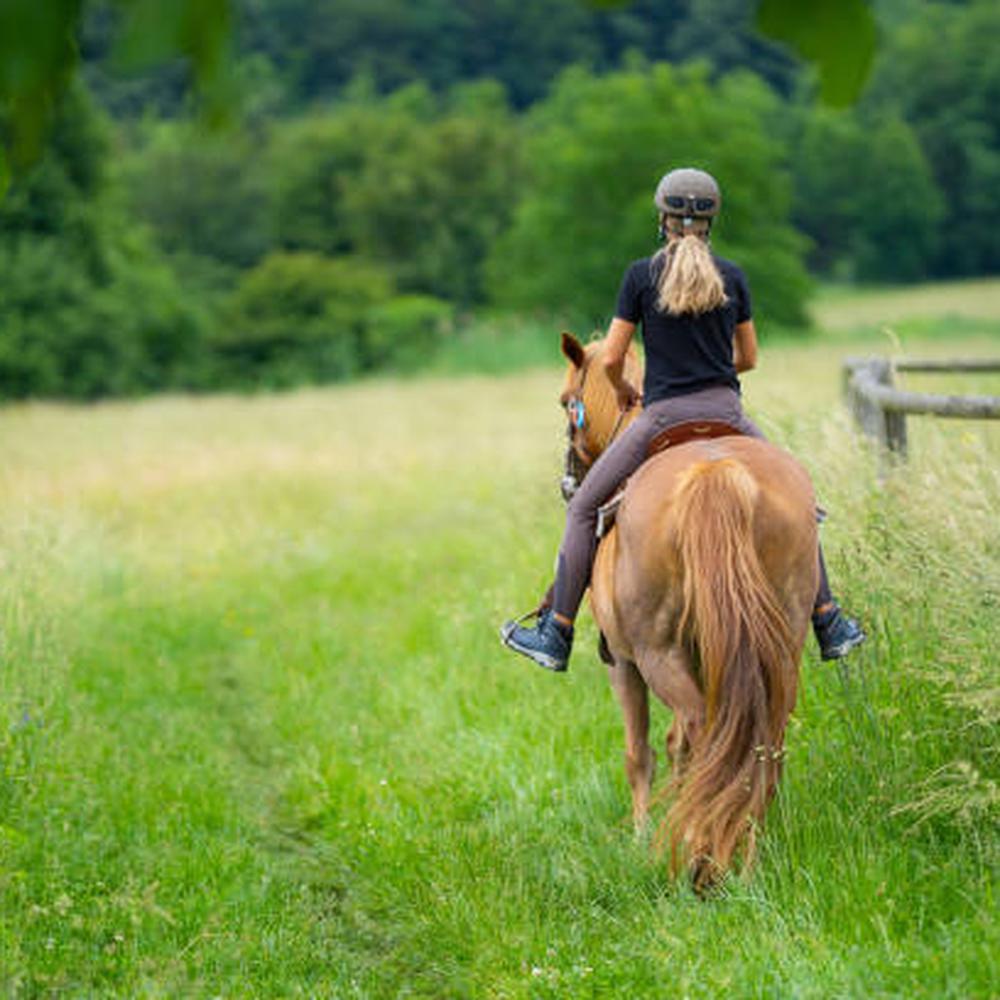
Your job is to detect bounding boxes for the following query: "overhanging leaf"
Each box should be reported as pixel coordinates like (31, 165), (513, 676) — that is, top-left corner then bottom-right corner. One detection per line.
(756, 0), (877, 106)
(0, 0), (82, 166)
(0, 0), (234, 182)
(113, 0), (234, 124)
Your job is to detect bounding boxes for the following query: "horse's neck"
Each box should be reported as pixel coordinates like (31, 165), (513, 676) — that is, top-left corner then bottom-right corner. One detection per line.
(588, 352), (643, 456)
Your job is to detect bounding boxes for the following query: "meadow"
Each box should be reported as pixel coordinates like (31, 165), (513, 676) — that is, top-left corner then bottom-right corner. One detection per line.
(1, 285), (998, 997)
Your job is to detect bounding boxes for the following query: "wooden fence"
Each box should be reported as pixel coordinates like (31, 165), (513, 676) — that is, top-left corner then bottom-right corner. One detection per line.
(842, 357), (1000, 456)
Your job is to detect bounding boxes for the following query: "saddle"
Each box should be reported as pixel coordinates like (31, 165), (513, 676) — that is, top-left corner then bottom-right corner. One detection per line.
(595, 419), (743, 539)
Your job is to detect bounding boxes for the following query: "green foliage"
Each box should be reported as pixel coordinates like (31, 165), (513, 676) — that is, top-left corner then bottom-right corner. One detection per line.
(757, 0), (877, 106)
(241, 0), (598, 109)
(0, 0), (232, 168)
(0, 84), (207, 400)
(0, 81), (110, 243)
(0, 235), (207, 399)
(0, 0), (82, 165)
(1, 328), (997, 993)
(215, 251), (394, 387)
(367, 295), (454, 372)
(793, 109), (943, 282)
(863, 0), (1000, 277)
(232, 0), (800, 110)
(5, 0), (1000, 399)
(271, 83), (521, 305)
(269, 110), (366, 258)
(667, 0), (799, 94)
(119, 121), (273, 269)
(488, 63), (812, 327)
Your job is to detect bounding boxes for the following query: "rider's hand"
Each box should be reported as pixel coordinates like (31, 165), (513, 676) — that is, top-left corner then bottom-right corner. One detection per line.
(616, 381), (641, 412)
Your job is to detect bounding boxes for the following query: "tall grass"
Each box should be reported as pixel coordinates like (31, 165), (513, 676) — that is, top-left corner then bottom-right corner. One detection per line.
(1, 322), (997, 995)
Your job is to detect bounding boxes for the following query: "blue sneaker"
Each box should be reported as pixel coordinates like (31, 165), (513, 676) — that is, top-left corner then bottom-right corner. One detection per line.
(500, 609), (573, 672)
(813, 606), (866, 660)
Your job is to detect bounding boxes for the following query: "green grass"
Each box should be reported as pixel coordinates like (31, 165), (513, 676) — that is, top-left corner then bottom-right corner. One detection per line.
(1, 293), (998, 996)
(810, 276), (1000, 337)
(426, 279), (1000, 382)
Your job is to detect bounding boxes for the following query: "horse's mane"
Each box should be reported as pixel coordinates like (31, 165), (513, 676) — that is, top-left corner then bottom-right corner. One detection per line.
(581, 338), (644, 448)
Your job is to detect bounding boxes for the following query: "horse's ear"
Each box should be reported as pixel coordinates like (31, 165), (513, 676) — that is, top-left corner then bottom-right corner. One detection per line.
(561, 331), (586, 368)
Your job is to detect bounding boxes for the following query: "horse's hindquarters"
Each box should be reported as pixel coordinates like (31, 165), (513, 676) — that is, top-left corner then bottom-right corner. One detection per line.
(614, 437), (818, 653)
(593, 437), (819, 883)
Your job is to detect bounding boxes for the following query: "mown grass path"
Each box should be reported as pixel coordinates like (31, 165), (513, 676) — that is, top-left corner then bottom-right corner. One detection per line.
(1, 329), (998, 996)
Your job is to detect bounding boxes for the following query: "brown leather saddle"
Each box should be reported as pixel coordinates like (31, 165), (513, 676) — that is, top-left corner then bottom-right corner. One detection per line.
(595, 419), (743, 538)
(645, 419), (744, 457)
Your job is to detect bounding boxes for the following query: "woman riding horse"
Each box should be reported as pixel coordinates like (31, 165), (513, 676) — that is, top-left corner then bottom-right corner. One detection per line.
(500, 167), (864, 672)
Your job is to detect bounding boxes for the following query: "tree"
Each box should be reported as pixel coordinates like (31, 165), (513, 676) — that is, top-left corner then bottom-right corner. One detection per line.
(0, 83), (207, 399)
(668, 0), (800, 96)
(271, 82), (521, 305)
(863, 0), (1000, 277)
(120, 120), (274, 270)
(792, 108), (942, 282)
(487, 62), (811, 327)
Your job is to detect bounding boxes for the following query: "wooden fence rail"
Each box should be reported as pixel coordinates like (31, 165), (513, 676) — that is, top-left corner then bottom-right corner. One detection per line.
(842, 357), (1000, 456)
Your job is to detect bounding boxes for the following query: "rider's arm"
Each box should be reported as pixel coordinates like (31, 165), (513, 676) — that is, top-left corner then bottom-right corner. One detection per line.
(733, 319), (758, 373)
(603, 317), (640, 408)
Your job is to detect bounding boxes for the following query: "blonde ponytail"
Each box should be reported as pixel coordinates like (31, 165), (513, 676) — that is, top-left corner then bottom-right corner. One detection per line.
(656, 235), (728, 315)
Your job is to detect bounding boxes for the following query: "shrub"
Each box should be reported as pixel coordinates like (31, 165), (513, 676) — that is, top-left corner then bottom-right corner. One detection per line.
(0, 85), (210, 401)
(270, 83), (521, 305)
(366, 295), (454, 371)
(0, 235), (209, 400)
(214, 252), (394, 388)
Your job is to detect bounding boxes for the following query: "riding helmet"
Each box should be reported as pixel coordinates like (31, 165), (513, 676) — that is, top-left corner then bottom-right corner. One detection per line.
(654, 168), (721, 220)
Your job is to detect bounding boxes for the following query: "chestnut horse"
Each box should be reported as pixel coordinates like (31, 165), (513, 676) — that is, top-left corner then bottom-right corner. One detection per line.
(559, 332), (818, 889)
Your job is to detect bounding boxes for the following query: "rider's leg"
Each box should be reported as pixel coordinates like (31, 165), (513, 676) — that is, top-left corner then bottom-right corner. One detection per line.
(502, 387), (751, 672)
(550, 416), (652, 621)
(551, 387), (756, 624)
(815, 546), (834, 611)
(812, 548), (865, 659)
(501, 409), (663, 671)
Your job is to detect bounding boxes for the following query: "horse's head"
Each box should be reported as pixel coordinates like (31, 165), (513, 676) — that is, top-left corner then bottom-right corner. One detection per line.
(558, 332), (641, 502)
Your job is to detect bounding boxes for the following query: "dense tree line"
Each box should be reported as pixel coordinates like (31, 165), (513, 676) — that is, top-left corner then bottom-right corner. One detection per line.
(80, 0), (801, 116)
(1, 0), (997, 399)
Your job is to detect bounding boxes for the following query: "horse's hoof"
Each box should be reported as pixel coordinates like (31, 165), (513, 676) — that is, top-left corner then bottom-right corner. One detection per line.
(690, 855), (723, 897)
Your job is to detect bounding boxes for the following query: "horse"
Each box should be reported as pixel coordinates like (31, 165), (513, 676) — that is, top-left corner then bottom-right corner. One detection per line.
(558, 331), (819, 890)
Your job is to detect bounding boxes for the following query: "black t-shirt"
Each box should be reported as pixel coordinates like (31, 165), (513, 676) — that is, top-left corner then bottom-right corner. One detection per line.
(614, 254), (752, 405)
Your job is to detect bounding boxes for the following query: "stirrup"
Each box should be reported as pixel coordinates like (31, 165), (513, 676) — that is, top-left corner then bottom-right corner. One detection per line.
(499, 605), (548, 642)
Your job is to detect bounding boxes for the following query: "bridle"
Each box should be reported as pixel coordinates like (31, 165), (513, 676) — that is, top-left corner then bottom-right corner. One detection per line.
(560, 357), (634, 503)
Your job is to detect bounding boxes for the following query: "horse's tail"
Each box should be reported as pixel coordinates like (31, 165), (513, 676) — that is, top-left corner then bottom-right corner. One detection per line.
(665, 457), (797, 888)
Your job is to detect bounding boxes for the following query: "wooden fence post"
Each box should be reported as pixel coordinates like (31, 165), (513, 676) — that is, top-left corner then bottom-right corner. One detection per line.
(842, 357), (1000, 463)
(844, 358), (907, 456)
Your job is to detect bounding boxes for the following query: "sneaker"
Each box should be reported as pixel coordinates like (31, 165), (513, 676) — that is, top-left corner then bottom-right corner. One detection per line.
(500, 610), (573, 672)
(813, 606), (866, 660)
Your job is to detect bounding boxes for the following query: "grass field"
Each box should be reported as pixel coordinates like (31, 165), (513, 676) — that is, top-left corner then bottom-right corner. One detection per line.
(811, 277), (1000, 333)
(1, 288), (998, 996)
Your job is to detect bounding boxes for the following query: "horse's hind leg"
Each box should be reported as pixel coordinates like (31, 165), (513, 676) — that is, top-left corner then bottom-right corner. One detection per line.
(637, 646), (704, 779)
(608, 658), (655, 830)
(666, 716), (690, 771)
